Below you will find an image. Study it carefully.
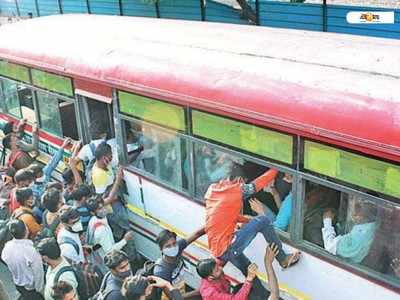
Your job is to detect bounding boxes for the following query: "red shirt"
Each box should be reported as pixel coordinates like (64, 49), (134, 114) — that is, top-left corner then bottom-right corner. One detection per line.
(200, 275), (252, 300)
(8, 188), (20, 214)
(205, 169), (278, 257)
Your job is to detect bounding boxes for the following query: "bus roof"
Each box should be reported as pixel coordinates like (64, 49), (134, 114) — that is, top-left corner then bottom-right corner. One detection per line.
(0, 15), (399, 161)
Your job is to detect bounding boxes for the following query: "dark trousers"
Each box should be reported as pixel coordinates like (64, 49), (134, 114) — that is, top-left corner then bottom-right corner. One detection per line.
(15, 286), (44, 300)
(220, 215), (286, 300)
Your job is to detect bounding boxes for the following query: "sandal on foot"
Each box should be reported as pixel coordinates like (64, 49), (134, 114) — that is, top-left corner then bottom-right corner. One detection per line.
(280, 251), (301, 269)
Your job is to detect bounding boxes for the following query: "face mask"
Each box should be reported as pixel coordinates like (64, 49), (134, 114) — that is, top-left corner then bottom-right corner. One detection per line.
(118, 269), (132, 279)
(28, 182), (34, 188)
(96, 209), (107, 219)
(36, 176), (45, 183)
(70, 220), (83, 233)
(163, 244), (179, 257)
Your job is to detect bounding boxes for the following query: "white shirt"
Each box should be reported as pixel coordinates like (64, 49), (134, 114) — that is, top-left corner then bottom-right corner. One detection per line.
(57, 227), (85, 264)
(1, 239), (44, 292)
(45, 258), (78, 300)
(87, 216), (126, 259)
(321, 218), (339, 255)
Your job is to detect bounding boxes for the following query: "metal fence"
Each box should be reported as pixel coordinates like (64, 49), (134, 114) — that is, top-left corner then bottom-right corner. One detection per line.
(0, 0), (399, 38)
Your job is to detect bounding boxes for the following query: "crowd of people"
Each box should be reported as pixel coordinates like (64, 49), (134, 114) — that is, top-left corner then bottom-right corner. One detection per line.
(0, 117), (398, 300)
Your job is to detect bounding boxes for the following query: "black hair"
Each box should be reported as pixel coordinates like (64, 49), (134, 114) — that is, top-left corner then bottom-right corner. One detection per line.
(156, 229), (177, 250)
(28, 163), (44, 178)
(52, 281), (74, 300)
(15, 187), (33, 206)
(104, 250), (129, 270)
(36, 237), (61, 260)
(5, 167), (16, 179)
(357, 201), (378, 223)
(196, 258), (217, 279)
(2, 122), (14, 135)
(122, 275), (149, 299)
(42, 188), (61, 213)
(2, 133), (13, 150)
(8, 219), (27, 239)
(62, 168), (74, 185)
(228, 163), (245, 181)
(59, 206), (80, 224)
(69, 184), (92, 202)
(14, 169), (34, 184)
(86, 195), (104, 213)
(94, 142), (112, 161)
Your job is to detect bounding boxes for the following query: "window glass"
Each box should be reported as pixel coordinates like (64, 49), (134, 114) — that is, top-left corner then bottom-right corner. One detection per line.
(0, 60), (30, 83)
(303, 181), (400, 284)
(36, 91), (63, 137)
(123, 119), (188, 192)
(18, 86), (36, 123)
(31, 69), (74, 97)
(194, 142), (293, 232)
(1, 79), (21, 118)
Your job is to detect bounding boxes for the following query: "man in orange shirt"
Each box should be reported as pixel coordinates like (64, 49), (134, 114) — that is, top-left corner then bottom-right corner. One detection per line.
(205, 165), (300, 298)
(13, 187), (42, 239)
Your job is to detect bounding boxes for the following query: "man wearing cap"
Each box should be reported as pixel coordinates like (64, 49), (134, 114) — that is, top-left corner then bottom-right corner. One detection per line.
(57, 206), (85, 264)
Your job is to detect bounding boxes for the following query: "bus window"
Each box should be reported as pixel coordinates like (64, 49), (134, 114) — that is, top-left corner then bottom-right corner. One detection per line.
(303, 181), (400, 282)
(86, 98), (114, 140)
(36, 91), (79, 140)
(1, 79), (22, 118)
(17, 86), (36, 123)
(123, 119), (188, 192)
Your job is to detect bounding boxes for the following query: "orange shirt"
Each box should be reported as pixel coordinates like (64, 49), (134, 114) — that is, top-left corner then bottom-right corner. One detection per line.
(14, 207), (42, 239)
(205, 169), (278, 258)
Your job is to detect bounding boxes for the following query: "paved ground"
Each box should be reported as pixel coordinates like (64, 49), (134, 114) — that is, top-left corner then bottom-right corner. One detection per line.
(0, 262), (20, 299)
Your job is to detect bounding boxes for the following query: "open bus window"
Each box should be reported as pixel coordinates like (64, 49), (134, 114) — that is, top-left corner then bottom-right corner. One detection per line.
(303, 181), (400, 282)
(123, 119), (188, 192)
(86, 98), (114, 140)
(36, 91), (79, 140)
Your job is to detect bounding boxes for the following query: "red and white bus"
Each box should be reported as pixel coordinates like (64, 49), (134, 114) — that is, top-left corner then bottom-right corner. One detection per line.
(0, 14), (399, 300)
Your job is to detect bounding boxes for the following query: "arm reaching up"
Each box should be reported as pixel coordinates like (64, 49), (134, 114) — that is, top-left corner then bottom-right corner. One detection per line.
(264, 243), (280, 300)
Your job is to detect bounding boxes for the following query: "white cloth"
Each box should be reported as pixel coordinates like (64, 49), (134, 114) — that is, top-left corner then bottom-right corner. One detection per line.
(77, 138), (104, 162)
(44, 258), (78, 300)
(57, 227), (85, 264)
(1, 239), (44, 292)
(87, 216), (126, 259)
(321, 218), (339, 255)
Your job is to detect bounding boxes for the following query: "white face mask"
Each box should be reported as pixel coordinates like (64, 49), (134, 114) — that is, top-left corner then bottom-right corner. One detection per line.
(70, 220), (83, 233)
(163, 245), (179, 257)
(36, 176), (45, 183)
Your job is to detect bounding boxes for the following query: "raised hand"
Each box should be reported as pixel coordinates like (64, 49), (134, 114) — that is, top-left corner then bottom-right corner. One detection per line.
(265, 243), (279, 266)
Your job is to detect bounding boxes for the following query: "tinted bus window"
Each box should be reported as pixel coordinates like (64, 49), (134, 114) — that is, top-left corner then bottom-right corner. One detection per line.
(18, 86), (36, 123)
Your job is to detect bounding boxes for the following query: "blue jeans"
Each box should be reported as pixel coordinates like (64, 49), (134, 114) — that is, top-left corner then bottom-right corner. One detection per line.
(220, 215), (287, 299)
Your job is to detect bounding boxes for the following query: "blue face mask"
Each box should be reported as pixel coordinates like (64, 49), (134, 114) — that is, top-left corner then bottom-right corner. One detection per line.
(118, 269), (132, 279)
(163, 244), (179, 257)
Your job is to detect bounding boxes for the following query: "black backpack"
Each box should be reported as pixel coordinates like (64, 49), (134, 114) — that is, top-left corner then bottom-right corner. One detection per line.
(90, 271), (119, 300)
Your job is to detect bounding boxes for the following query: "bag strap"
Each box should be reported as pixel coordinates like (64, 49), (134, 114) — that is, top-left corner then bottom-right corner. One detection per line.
(59, 236), (80, 255)
(53, 266), (77, 286)
(12, 209), (33, 220)
(87, 221), (104, 246)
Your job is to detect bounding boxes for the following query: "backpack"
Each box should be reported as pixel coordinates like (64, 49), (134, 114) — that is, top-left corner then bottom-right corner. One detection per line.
(0, 209), (33, 257)
(90, 271), (118, 300)
(59, 236), (81, 256)
(135, 259), (159, 277)
(33, 211), (61, 244)
(54, 265), (89, 300)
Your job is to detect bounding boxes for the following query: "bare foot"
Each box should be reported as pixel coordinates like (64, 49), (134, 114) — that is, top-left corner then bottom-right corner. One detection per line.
(279, 251), (301, 269)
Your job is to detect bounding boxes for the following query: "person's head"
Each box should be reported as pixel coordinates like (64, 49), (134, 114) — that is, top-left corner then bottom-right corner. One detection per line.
(15, 187), (34, 208)
(51, 281), (77, 300)
(94, 142), (113, 166)
(59, 206), (83, 233)
(2, 121), (15, 136)
(121, 275), (157, 300)
(283, 173), (293, 183)
(62, 168), (75, 187)
(14, 168), (34, 187)
(46, 181), (64, 192)
(28, 163), (45, 183)
(42, 188), (63, 213)
(196, 258), (223, 280)
(156, 230), (179, 258)
(87, 195), (107, 219)
(104, 250), (131, 279)
(228, 163), (245, 183)
(2, 133), (18, 150)
(69, 184), (91, 204)
(2, 167), (16, 185)
(8, 219), (28, 239)
(90, 119), (108, 140)
(36, 237), (61, 266)
(351, 200), (378, 224)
